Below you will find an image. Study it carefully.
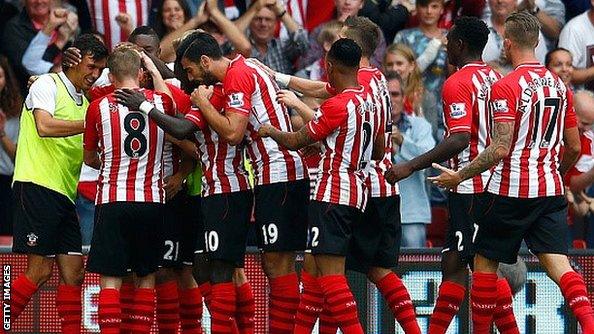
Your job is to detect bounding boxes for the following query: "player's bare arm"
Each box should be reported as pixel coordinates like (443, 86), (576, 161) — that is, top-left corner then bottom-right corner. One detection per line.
(83, 149), (101, 170)
(192, 85), (248, 146)
(429, 121), (514, 189)
(372, 131), (385, 161)
(385, 132), (471, 184)
(258, 124), (316, 151)
(33, 109), (85, 137)
(114, 88), (197, 140)
(560, 126), (581, 177)
(277, 90), (316, 122)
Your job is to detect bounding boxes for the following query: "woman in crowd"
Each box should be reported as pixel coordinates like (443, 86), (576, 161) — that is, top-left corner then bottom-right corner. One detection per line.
(384, 43), (426, 117)
(0, 56), (22, 235)
(546, 47), (574, 86)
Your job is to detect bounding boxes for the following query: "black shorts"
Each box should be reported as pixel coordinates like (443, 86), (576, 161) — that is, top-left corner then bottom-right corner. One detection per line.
(12, 182), (82, 256)
(443, 192), (483, 265)
(309, 200), (362, 256)
(161, 191), (200, 268)
(201, 191), (252, 266)
(475, 194), (569, 264)
(87, 202), (165, 277)
(254, 179), (309, 252)
(346, 196), (402, 273)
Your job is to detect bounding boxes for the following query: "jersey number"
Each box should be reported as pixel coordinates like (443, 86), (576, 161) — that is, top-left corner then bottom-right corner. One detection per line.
(261, 223), (278, 245)
(529, 97), (562, 149)
(163, 240), (179, 261)
(123, 113), (148, 158)
(360, 122), (372, 169)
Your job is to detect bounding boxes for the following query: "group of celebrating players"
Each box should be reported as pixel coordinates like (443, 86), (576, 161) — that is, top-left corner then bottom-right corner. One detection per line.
(5, 5), (594, 334)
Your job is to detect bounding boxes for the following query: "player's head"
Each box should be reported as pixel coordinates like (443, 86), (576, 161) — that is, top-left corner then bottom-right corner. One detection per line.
(341, 16), (380, 59)
(173, 30), (203, 93)
(503, 11), (540, 60)
(129, 26), (161, 57)
(107, 47), (142, 86)
(385, 71), (404, 120)
(574, 90), (594, 133)
(545, 47), (573, 85)
(446, 16), (490, 67)
(66, 33), (108, 91)
(181, 32), (222, 86)
(326, 38), (361, 87)
(416, 0), (444, 27)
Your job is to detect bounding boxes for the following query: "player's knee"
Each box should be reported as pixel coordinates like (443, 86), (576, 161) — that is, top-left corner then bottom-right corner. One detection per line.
(366, 267), (392, 284)
(262, 252), (294, 278)
(26, 265), (53, 286)
(192, 254), (210, 285)
(210, 260), (235, 284)
(441, 251), (468, 284)
(156, 267), (177, 284)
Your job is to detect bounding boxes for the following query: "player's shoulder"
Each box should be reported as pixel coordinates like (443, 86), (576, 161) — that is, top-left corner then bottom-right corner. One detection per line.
(29, 73), (58, 93)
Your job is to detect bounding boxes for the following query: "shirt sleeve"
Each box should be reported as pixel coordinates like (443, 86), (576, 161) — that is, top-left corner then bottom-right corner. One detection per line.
(185, 108), (207, 130)
(158, 93), (176, 116)
(490, 81), (517, 123)
(166, 83), (192, 114)
(442, 78), (473, 134)
(83, 100), (101, 151)
(305, 98), (346, 141)
(25, 75), (57, 115)
(565, 88), (578, 129)
(223, 67), (253, 116)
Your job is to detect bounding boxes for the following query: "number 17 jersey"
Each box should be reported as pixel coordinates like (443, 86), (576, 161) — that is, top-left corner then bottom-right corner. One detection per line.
(83, 89), (175, 204)
(487, 62), (577, 198)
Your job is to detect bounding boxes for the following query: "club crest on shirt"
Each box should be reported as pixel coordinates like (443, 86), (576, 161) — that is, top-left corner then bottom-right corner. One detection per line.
(491, 99), (509, 113)
(26, 233), (38, 247)
(313, 108), (323, 123)
(228, 93), (244, 108)
(449, 103), (466, 119)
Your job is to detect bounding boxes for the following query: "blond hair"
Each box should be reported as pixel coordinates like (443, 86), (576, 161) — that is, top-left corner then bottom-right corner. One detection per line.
(504, 11), (540, 49)
(385, 43), (424, 116)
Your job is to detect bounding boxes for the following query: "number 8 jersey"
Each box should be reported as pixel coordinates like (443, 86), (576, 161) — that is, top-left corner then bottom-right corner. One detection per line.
(83, 89), (175, 204)
(487, 62), (577, 198)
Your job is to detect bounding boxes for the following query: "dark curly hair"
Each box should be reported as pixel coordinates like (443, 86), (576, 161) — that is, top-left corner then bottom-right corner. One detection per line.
(449, 16), (490, 56)
(0, 56), (23, 119)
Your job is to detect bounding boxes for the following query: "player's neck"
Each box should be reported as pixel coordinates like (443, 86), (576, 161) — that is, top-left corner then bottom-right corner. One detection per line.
(216, 57), (231, 82)
(332, 74), (359, 93)
(458, 56), (483, 68)
(114, 78), (140, 89)
(510, 50), (539, 68)
(63, 69), (83, 93)
(359, 57), (371, 68)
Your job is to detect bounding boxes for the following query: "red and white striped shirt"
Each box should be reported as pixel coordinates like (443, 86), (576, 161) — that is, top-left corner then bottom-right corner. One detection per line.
(307, 86), (376, 210)
(566, 130), (594, 183)
(84, 89), (174, 204)
(442, 62), (501, 194)
(224, 55), (306, 186)
(183, 84), (251, 196)
(487, 62), (577, 198)
(87, 0), (149, 50)
(358, 67), (399, 198)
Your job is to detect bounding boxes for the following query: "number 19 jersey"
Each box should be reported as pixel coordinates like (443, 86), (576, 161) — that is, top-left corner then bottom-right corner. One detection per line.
(83, 89), (175, 204)
(487, 62), (577, 198)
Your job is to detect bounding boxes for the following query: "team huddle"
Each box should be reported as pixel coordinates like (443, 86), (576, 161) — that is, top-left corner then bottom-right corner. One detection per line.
(5, 8), (594, 334)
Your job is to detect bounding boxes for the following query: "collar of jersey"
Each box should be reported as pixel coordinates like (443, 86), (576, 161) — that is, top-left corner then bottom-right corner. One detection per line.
(515, 61), (542, 70)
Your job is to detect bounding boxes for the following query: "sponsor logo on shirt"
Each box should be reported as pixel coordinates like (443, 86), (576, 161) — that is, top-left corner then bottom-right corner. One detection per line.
(491, 99), (509, 113)
(449, 103), (466, 119)
(228, 93), (244, 108)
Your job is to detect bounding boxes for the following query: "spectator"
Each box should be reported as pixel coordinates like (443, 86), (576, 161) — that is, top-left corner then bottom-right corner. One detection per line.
(546, 47), (574, 85)
(235, 0), (308, 74)
(22, 8), (79, 75)
(383, 43), (425, 117)
(298, 0), (388, 70)
(408, 0), (487, 29)
(0, 56), (22, 236)
(294, 20), (343, 81)
(0, 0), (19, 35)
(558, 2), (594, 90)
(482, 0), (548, 71)
(563, 0), (591, 20)
(358, 0), (411, 42)
(390, 71), (436, 248)
(152, 0), (193, 39)
(86, 0), (149, 50)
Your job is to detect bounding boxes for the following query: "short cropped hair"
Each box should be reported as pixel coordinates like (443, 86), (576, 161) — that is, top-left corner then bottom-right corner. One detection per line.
(343, 16), (380, 58)
(504, 11), (541, 49)
(183, 32), (223, 62)
(327, 38), (361, 69)
(72, 33), (108, 61)
(107, 48), (141, 81)
(449, 16), (490, 55)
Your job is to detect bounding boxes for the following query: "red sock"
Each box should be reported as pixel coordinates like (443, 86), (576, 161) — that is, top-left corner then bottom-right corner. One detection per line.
(199, 282), (212, 311)
(428, 281), (466, 334)
(268, 273), (300, 334)
(236, 283), (255, 334)
(318, 275), (363, 334)
(120, 282), (135, 334)
(180, 287), (203, 333)
(98, 288), (121, 334)
(470, 272), (497, 334)
(560, 271), (594, 333)
(210, 282), (237, 334)
(156, 281), (179, 333)
(9, 275), (38, 320)
(57, 284), (82, 334)
(294, 271), (324, 334)
(376, 272), (420, 334)
(493, 278), (519, 334)
(318, 306), (338, 334)
(130, 288), (155, 333)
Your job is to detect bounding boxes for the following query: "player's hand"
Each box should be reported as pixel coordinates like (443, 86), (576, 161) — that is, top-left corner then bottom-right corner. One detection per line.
(62, 47), (82, 68)
(277, 90), (300, 108)
(191, 85), (214, 107)
(384, 162), (413, 184)
(245, 58), (276, 78)
(114, 88), (147, 111)
(427, 163), (462, 189)
(164, 174), (184, 200)
(140, 52), (159, 77)
(258, 124), (275, 138)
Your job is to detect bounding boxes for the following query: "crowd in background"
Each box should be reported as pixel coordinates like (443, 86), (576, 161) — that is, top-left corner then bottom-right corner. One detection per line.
(1, 0), (594, 248)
